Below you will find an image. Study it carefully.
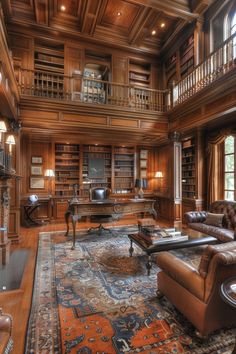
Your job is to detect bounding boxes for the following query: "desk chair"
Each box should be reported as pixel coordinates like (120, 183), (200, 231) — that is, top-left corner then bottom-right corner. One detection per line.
(89, 187), (113, 235)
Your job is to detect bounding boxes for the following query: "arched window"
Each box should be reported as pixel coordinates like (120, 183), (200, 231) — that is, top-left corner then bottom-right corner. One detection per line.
(224, 135), (235, 200)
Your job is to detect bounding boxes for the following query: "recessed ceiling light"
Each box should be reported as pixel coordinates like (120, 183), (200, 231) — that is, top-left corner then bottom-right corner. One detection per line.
(151, 30), (156, 35)
(160, 23), (165, 28)
(60, 5), (66, 11)
(117, 12), (122, 16)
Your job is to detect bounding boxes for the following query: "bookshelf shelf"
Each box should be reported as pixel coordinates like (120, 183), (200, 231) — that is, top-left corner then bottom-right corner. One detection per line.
(182, 136), (196, 199)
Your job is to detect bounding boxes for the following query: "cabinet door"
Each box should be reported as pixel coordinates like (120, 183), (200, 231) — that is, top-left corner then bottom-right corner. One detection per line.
(55, 200), (69, 219)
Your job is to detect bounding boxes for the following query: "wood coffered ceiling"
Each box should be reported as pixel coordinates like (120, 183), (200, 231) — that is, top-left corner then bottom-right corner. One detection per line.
(3, 0), (215, 55)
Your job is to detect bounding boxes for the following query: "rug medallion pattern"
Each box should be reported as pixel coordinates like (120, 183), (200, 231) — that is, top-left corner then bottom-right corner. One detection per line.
(25, 229), (236, 353)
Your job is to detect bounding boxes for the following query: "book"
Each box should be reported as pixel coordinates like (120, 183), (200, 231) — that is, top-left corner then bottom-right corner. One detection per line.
(140, 228), (188, 245)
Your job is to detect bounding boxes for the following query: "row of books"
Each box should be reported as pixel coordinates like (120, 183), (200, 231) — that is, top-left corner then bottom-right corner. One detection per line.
(140, 226), (188, 245)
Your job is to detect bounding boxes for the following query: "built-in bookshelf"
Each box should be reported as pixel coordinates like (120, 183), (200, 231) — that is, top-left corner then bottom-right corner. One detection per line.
(129, 61), (150, 88)
(182, 137), (196, 199)
(113, 146), (135, 194)
(83, 64), (108, 104)
(34, 43), (64, 98)
(180, 34), (194, 78)
(165, 53), (177, 85)
(54, 144), (80, 197)
(82, 144), (112, 197)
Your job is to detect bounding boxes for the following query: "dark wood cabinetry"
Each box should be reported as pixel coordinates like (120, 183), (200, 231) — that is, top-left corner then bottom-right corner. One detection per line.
(180, 35), (194, 78)
(113, 146), (135, 194)
(34, 43), (64, 98)
(182, 136), (196, 199)
(54, 144), (80, 198)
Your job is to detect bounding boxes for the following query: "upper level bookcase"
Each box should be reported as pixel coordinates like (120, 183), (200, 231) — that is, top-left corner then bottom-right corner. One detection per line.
(180, 34), (194, 78)
(182, 136), (196, 199)
(129, 60), (151, 88)
(34, 42), (64, 98)
(165, 53), (177, 85)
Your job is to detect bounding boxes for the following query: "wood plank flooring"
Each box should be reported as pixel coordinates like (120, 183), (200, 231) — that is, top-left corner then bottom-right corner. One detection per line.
(0, 217), (169, 354)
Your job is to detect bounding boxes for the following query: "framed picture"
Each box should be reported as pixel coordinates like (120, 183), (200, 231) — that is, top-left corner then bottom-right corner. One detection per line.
(30, 177), (45, 189)
(140, 160), (147, 168)
(140, 170), (147, 178)
(88, 157), (105, 178)
(31, 165), (42, 175)
(32, 156), (43, 164)
(140, 150), (148, 159)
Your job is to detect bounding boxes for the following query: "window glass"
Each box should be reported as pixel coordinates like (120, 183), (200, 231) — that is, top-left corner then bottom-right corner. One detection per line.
(224, 136), (235, 200)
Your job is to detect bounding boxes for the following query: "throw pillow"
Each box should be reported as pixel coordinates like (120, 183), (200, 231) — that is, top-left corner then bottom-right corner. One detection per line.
(204, 212), (224, 228)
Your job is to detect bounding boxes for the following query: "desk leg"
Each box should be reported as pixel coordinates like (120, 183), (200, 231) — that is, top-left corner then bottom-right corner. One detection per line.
(71, 215), (76, 250)
(129, 239), (134, 257)
(65, 211), (71, 236)
(146, 255), (152, 276)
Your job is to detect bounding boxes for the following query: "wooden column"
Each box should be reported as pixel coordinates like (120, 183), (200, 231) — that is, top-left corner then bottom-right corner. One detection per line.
(169, 131), (182, 227)
(0, 179), (11, 265)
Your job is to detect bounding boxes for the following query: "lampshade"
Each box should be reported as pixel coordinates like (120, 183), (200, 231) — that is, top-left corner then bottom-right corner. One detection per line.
(5, 135), (15, 145)
(44, 169), (55, 177)
(0, 121), (7, 133)
(135, 178), (148, 188)
(155, 171), (163, 178)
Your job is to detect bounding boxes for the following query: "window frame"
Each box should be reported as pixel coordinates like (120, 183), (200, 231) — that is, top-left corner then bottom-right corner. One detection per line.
(224, 135), (236, 201)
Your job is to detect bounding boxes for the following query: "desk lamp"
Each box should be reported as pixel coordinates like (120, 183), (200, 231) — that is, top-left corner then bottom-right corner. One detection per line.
(135, 178), (147, 199)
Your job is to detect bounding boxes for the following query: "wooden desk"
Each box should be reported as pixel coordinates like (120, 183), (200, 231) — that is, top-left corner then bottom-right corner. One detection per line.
(65, 198), (157, 249)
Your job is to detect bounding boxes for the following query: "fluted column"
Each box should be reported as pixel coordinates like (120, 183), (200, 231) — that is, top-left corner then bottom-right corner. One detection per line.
(0, 179), (11, 264)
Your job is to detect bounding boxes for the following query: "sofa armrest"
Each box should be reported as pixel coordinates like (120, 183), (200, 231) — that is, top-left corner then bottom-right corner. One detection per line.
(0, 309), (12, 335)
(157, 252), (204, 300)
(184, 211), (207, 224)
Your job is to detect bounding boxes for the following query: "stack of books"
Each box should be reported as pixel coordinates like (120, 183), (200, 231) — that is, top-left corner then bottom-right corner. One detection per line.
(140, 226), (188, 245)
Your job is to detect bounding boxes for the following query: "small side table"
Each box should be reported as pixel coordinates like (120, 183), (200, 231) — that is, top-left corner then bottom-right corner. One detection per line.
(220, 277), (236, 354)
(23, 203), (41, 227)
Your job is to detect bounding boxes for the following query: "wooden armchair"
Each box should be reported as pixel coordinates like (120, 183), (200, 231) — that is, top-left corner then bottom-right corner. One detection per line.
(0, 308), (13, 354)
(156, 242), (236, 337)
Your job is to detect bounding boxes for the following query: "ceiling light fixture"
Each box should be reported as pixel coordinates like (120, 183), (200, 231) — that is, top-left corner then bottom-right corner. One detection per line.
(160, 23), (165, 28)
(60, 5), (66, 11)
(151, 30), (156, 35)
(117, 12), (122, 16)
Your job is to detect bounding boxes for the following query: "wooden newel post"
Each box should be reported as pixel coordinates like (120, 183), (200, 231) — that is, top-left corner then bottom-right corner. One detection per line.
(0, 179), (11, 265)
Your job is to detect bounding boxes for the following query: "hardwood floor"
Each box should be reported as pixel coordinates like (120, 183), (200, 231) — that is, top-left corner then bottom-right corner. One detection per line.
(0, 216), (169, 354)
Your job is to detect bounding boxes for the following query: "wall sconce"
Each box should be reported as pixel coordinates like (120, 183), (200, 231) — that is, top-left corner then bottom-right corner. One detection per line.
(5, 135), (16, 154)
(44, 169), (55, 197)
(135, 178), (148, 199)
(0, 121), (7, 149)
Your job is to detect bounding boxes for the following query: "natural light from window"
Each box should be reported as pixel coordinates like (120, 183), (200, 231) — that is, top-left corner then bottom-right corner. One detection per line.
(224, 135), (235, 201)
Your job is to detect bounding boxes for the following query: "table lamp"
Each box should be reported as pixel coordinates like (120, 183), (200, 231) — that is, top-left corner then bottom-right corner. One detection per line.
(44, 169), (55, 197)
(135, 178), (147, 198)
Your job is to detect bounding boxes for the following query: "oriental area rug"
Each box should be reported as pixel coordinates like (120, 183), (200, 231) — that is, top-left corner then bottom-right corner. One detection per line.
(25, 227), (236, 353)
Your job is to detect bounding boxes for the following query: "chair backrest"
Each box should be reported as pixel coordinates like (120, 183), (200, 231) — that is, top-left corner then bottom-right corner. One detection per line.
(90, 187), (110, 201)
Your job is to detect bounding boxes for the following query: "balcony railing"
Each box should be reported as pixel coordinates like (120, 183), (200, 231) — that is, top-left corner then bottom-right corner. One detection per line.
(16, 32), (236, 113)
(17, 68), (170, 112)
(172, 32), (236, 106)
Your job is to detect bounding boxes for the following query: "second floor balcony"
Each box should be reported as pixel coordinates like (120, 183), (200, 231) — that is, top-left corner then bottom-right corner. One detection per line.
(5, 31), (236, 116)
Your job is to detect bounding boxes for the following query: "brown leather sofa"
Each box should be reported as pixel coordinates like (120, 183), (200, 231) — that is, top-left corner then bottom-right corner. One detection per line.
(0, 309), (13, 354)
(185, 200), (236, 242)
(156, 242), (236, 337)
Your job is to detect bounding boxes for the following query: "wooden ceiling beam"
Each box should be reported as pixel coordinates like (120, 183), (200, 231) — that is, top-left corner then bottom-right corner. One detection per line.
(129, 0), (198, 21)
(34, 0), (49, 25)
(129, 8), (158, 45)
(129, 8), (152, 44)
(80, 0), (103, 35)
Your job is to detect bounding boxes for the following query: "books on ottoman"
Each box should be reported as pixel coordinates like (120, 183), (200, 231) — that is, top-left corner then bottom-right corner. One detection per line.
(140, 227), (188, 245)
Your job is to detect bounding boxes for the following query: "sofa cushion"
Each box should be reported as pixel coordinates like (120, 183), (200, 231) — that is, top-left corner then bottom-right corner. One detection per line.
(188, 222), (234, 242)
(204, 212), (224, 228)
